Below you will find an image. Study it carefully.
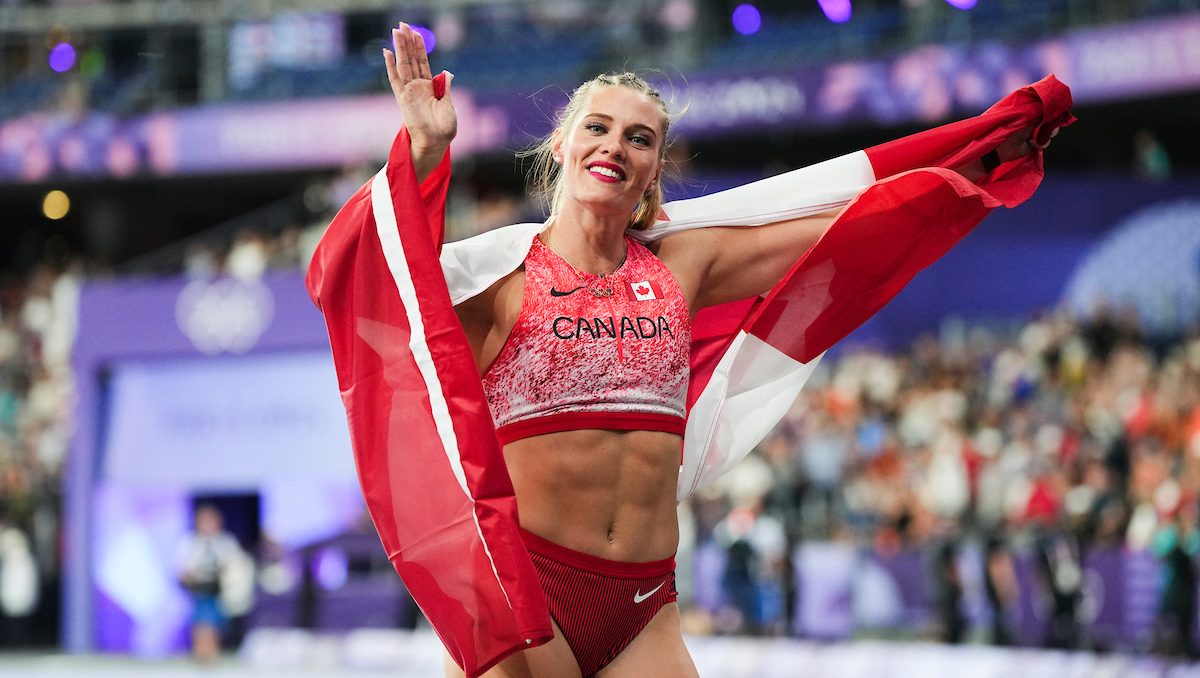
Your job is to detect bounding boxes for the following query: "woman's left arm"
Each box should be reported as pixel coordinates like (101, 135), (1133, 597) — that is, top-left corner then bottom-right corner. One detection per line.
(660, 125), (1054, 310)
(657, 210), (840, 310)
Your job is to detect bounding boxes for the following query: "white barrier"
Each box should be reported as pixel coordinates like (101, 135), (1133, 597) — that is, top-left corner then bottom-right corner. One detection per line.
(238, 628), (1200, 678)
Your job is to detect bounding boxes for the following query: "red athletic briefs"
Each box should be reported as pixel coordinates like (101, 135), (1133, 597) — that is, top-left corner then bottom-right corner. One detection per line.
(520, 529), (678, 677)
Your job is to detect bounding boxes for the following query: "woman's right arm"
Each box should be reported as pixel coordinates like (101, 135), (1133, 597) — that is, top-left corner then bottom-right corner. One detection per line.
(455, 269), (525, 374)
(383, 23), (457, 183)
(384, 25), (526, 371)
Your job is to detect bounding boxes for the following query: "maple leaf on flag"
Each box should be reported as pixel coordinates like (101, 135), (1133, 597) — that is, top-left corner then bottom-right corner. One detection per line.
(626, 279), (663, 301)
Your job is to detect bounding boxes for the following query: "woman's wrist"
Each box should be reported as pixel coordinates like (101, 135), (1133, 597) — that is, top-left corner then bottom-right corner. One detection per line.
(410, 136), (449, 183)
(410, 135), (450, 160)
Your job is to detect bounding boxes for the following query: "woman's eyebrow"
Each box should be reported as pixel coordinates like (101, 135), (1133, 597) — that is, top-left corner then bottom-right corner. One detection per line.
(583, 112), (658, 136)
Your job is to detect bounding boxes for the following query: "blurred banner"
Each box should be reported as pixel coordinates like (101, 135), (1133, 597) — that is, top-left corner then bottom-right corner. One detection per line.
(4, 13), (1200, 181)
(103, 352), (354, 488)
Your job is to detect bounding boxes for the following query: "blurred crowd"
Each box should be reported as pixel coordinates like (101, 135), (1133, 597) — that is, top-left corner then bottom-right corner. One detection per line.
(0, 259), (79, 645)
(680, 306), (1200, 653)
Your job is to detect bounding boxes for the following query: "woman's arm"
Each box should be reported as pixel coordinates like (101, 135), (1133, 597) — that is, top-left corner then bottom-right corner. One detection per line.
(383, 23), (457, 182)
(383, 25), (514, 370)
(660, 125), (1053, 311)
(656, 209), (840, 310)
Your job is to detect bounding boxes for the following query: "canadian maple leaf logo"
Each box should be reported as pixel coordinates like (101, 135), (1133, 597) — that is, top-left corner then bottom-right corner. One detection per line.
(627, 280), (662, 302)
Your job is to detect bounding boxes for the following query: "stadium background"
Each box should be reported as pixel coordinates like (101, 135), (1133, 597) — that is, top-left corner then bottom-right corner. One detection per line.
(2, 0), (1200, 675)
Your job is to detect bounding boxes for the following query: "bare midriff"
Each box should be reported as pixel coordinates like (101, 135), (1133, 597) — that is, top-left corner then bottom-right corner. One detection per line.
(503, 427), (681, 563)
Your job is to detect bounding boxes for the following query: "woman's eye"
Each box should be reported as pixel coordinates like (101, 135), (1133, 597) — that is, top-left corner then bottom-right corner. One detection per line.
(585, 122), (606, 133)
(630, 135), (650, 147)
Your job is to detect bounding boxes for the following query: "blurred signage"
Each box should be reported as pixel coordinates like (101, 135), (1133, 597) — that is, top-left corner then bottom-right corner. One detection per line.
(1063, 200), (1200, 335)
(176, 277), (275, 355)
(102, 351), (355, 488)
(228, 12), (346, 90)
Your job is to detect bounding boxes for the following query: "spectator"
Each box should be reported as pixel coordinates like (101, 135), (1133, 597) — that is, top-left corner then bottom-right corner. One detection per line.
(0, 524), (39, 647)
(176, 504), (251, 663)
(1133, 128), (1171, 182)
(1150, 495), (1200, 657)
(983, 533), (1018, 646)
(931, 539), (965, 644)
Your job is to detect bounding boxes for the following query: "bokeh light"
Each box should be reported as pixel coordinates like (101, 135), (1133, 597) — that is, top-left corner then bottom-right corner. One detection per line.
(661, 0), (697, 31)
(42, 190), (71, 220)
(818, 0), (853, 23)
(80, 48), (106, 78)
(49, 42), (76, 72)
(945, 0), (978, 8)
(432, 14), (465, 50)
(731, 4), (762, 36)
(411, 25), (437, 53)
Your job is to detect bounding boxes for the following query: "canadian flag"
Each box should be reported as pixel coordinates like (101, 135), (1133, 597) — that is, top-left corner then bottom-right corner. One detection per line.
(626, 279), (664, 301)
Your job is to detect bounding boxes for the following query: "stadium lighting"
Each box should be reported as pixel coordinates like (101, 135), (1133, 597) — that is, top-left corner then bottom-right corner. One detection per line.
(945, 0), (977, 8)
(731, 4), (762, 36)
(43, 190), (70, 220)
(818, 0), (852, 23)
(48, 42), (76, 72)
(411, 24), (437, 53)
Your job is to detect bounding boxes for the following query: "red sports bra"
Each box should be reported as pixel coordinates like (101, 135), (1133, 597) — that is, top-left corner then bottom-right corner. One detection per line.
(481, 234), (692, 445)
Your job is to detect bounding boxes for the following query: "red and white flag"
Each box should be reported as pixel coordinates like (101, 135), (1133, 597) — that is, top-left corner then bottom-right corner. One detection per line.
(626, 279), (664, 301)
(308, 74), (1074, 677)
(306, 75), (553, 678)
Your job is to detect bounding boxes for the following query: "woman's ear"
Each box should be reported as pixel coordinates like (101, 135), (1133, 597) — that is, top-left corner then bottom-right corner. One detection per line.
(551, 129), (564, 164)
(647, 162), (663, 193)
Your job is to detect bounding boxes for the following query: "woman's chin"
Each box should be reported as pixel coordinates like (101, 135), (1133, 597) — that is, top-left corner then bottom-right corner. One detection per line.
(568, 191), (638, 217)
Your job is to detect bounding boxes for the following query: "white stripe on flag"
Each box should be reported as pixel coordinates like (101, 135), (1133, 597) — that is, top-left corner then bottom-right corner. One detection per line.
(680, 331), (824, 502)
(370, 166), (514, 609)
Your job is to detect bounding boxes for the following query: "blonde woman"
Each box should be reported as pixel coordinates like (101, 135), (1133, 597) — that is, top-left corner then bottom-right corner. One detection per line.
(310, 22), (1072, 678)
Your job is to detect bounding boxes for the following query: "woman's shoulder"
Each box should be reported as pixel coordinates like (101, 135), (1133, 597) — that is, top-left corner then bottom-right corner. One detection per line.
(442, 222), (543, 305)
(445, 221), (544, 250)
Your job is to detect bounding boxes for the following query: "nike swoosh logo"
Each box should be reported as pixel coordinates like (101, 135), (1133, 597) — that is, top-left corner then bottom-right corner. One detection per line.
(633, 582), (665, 604)
(550, 286), (585, 297)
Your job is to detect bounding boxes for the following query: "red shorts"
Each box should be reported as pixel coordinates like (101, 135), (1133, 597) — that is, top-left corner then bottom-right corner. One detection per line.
(520, 529), (678, 677)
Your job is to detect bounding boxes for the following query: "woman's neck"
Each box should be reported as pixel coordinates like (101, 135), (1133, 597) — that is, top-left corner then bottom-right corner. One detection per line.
(544, 203), (629, 275)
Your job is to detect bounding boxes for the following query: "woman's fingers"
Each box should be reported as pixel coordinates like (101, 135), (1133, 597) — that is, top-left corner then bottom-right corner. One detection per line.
(393, 27), (414, 83)
(1028, 127), (1060, 151)
(383, 48), (400, 87)
(393, 22), (433, 83)
(413, 31), (433, 80)
(405, 27), (423, 81)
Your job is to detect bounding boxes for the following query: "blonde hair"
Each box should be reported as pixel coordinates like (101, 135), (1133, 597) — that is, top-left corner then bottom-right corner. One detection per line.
(523, 72), (674, 231)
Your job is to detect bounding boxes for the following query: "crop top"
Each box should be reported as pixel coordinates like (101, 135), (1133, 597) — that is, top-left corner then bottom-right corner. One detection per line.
(481, 234), (692, 445)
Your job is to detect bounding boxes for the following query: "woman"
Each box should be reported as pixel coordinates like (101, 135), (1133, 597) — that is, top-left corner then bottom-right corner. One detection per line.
(375, 23), (1060, 678)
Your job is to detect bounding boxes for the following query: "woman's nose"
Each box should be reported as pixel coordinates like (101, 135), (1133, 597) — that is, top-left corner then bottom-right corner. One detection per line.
(600, 136), (624, 159)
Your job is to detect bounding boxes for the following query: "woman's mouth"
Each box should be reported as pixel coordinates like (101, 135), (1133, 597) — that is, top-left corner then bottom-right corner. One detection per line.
(587, 162), (626, 183)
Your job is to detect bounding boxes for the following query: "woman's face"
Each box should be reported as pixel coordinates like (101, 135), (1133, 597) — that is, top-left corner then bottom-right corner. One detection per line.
(554, 86), (665, 220)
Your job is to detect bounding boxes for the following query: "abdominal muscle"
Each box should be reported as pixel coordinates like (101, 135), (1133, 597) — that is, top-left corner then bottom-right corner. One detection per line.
(503, 427), (682, 563)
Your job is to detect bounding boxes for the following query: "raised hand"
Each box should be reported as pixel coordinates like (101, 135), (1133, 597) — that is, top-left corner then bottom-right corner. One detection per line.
(384, 23), (457, 179)
(957, 123), (1061, 182)
(993, 123), (1062, 164)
